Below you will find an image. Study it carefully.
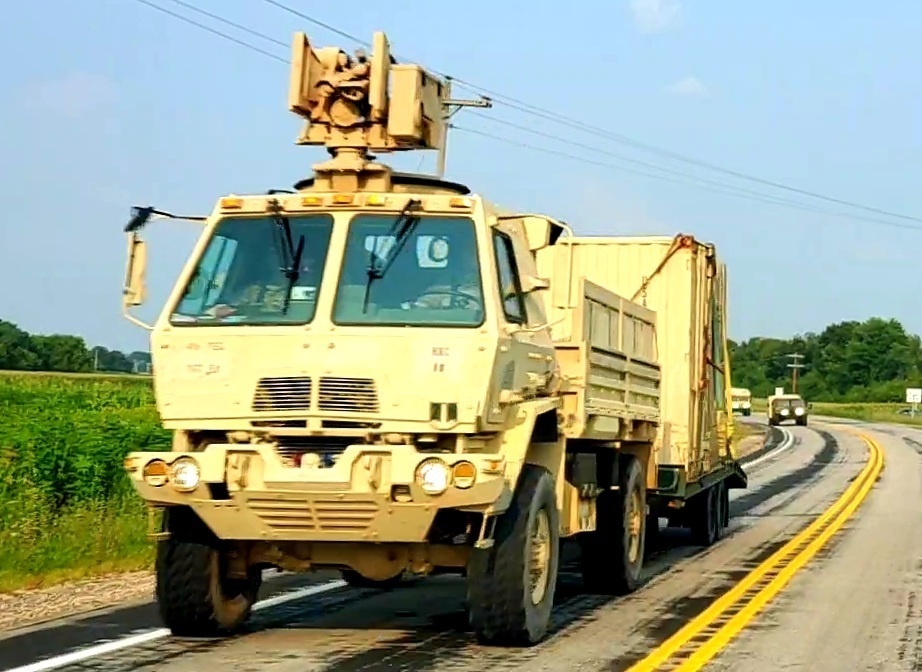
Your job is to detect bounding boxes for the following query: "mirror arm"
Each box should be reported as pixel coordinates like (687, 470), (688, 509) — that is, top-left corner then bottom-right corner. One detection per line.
(122, 306), (154, 331)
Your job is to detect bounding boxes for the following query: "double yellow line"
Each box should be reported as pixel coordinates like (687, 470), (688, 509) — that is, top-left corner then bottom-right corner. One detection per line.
(627, 431), (884, 671)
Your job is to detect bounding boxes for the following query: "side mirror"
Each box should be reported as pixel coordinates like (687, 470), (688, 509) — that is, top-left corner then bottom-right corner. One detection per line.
(123, 232), (148, 308)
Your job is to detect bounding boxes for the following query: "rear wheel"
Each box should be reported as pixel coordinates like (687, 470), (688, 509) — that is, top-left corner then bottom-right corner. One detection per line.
(467, 464), (560, 646)
(689, 485), (720, 547)
(580, 455), (646, 594)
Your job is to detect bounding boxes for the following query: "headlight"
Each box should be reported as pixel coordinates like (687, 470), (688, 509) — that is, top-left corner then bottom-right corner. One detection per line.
(794, 407), (805, 415)
(170, 457), (201, 492)
(415, 458), (451, 496)
(142, 459), (169, 487)
(780, 408), (789, 415)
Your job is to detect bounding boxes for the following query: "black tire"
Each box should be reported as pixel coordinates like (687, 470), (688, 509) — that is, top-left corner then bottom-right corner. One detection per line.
(341, 569), (405, 589)
(467, 464), (560, 646)
(579, 455), (646, 595)
(156, 511), (260, 637)
(645, 512), (661, 551)
(719, 480), (730, 529)
(742, 409), (751, 417)
(689, 485), (719, 546)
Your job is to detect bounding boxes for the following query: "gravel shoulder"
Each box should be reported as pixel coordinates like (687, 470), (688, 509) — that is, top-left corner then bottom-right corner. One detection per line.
(0, 570), (155, 632)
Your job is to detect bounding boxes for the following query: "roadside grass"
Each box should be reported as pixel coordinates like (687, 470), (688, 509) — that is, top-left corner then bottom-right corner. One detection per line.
(0, 495), (153, 592)
(730, 417), (767, 458)
(0, 372), (165, 593)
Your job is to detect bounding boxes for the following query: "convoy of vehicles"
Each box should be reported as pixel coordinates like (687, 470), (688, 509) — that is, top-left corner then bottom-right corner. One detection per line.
(119, 30), (748, 646)
(731, 387), (752, 416)
(767, 393), (809, 426)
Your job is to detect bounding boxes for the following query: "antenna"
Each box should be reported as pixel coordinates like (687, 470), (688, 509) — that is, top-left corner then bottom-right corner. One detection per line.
(287, 31), (491, 190)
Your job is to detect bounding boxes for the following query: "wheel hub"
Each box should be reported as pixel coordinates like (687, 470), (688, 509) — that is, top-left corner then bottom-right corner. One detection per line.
(529, 509), (552, 605)
(627, 488), (643, 563)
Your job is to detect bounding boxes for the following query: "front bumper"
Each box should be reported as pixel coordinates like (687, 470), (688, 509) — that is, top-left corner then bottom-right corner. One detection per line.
(124, 443), (508, 543)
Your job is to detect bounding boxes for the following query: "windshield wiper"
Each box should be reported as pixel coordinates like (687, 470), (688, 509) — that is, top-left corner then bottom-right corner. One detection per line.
(363, 198), (421, 313)
(267, 199), (305, 315)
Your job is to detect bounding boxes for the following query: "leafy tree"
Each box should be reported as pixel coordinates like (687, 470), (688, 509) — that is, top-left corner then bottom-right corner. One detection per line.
(729, 316), (922, 402)
(0, 319), (149, 374)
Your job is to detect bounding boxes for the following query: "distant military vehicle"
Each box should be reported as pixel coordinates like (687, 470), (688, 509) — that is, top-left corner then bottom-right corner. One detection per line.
(767, 393), (809, 426)
(731, 387), (752, 416)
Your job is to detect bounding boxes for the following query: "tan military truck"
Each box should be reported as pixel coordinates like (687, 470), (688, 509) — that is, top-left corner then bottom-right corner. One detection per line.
(767, 393), (809, 426)
(119, 30), (748, 647)
(731, 387), (752, 416)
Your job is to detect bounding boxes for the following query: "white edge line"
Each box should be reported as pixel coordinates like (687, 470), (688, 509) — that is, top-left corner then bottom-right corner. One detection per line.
(4, 580), (347, 672)
(744, 427), (794, 469)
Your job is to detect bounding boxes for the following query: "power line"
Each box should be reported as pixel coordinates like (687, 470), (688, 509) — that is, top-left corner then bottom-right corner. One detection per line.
(129, 0), (922, 230)
(133, 0), (286, 63)
(451, 125), (922, 231)
(463, 114), (922, 230)
(163, 0), (287, 49)
(255, 0), (922, 226)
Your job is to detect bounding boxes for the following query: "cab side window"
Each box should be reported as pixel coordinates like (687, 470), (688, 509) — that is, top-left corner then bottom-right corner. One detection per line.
(492, 231), (527, 324)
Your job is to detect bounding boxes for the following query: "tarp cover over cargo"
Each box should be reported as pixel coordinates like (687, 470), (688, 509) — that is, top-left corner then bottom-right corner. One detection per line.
(534, 234), (730, 482)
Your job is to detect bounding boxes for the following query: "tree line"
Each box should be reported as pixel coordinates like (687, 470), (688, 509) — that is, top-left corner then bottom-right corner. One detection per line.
(729, 317), (921, 402)
(0, 319), (151, 374)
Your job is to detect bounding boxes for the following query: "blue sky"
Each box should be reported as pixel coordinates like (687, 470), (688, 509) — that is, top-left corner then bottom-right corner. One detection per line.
(2, 0), (921, 353)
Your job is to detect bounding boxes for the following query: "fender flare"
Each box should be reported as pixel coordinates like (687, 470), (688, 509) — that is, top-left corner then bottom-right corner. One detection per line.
(482, 398), (564, 516)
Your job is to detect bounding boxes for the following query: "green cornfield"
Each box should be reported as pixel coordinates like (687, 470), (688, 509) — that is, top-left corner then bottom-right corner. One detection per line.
(0, 372), (171, 590)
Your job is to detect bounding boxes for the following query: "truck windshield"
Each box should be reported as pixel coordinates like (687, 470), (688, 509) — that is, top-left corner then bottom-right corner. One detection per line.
(332, 214), (484, 327)
(169, 214), (334, 326)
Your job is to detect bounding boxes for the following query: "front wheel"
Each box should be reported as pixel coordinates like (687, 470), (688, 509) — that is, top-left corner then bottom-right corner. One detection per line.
(467, 464), (560, 646)
(156, 538), (261, 636)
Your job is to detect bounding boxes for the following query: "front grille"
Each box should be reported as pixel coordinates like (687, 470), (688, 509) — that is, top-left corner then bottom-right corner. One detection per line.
(252, 376), (313, 412)
(247, 495), (379, 534)
(318, 377), (379, 414)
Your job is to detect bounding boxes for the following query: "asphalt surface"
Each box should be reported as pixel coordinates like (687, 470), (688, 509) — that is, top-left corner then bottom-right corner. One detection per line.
(2, 417), (917, 672)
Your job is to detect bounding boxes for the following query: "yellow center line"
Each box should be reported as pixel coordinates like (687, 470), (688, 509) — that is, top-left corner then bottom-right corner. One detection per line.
(626, 431), (884, 672)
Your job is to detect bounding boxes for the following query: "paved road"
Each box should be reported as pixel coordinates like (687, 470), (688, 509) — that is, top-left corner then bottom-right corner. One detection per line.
(703, 417), (922, 672)
(2, 418), (913, 672)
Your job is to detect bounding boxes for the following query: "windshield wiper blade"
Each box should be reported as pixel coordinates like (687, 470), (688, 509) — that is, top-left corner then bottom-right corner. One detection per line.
(363, 199), (421, 313)
(267, 199), (305, 315)
(282, 234), (305, 314)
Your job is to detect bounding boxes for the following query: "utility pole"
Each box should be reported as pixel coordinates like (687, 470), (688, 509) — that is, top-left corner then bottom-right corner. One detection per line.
(786, 353), (806, 393)
(437, 77), (492, 178)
